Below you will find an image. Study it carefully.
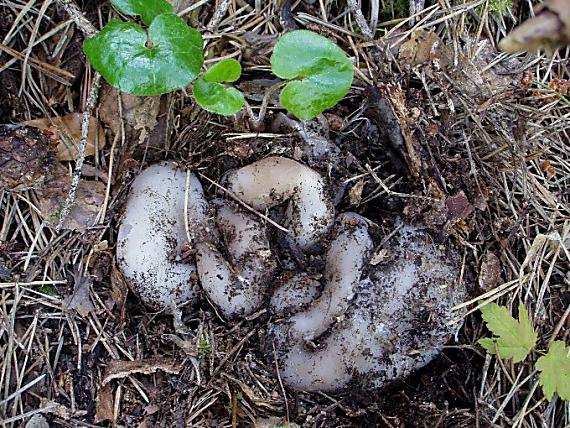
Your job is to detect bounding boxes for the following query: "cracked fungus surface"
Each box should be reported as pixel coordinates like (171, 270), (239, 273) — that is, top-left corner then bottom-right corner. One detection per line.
(117, 160), (467, 392)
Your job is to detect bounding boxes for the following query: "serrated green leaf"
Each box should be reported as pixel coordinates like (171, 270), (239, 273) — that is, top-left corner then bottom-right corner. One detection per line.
(204, 59), (241, 83)
(111, 0), (173, 26)
(83, 15), (203, 96)
(193, 78), (244, 116)
(479, 302), (537, 363)
(270, 30), (353, 120)
(536, 340), (570, 401)
(478, 337), (498, 354)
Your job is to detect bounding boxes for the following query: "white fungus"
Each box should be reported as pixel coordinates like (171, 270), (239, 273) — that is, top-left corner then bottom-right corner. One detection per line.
(282, 212), (373, 341)
(117, 157), (466, 392)
(224, 156), (334, 250)
(195, 200), (276, 319)
(269, 273), (322, 315)
(273, 224), (466, 391)
(116, 163), (197, 310)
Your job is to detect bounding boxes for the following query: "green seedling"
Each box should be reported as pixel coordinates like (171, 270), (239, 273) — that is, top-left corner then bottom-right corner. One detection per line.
(194, 59), (245, 116)
(479, 302), (570, 401)
(535, 341), (570, 401)
(270, 30), (354, 120)
(198, 335), (212, 365)
(487, 0), (511, 17)
(479, 301), (537, 363)
(37, 284), (58, 295)
(83, 9), (203, 96)
(83, 0), (353, 118)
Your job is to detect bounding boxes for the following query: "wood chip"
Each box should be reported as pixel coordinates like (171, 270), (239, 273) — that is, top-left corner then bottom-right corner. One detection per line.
(102, 358), (182, 386)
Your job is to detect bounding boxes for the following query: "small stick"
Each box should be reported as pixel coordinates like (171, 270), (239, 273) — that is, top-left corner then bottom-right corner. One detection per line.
(56, 72), (101, 231)
(207, 0), (232, 32)
(55, 0), (97, 37)
(197, 172), (290, 233)
(346, 0), (373, 40)
(272, 340), (290, 423)
(254, 81), (285, 124)
(19, 0), (52, 95)
(548, 303), (570, 347)
(54, 0), (101, 231)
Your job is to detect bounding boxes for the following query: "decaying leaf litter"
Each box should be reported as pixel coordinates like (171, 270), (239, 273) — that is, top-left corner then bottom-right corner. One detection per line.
(0, 0), (569, 426)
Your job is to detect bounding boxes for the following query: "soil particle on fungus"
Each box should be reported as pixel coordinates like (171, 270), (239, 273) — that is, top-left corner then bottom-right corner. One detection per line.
(0, 125), (55, 191)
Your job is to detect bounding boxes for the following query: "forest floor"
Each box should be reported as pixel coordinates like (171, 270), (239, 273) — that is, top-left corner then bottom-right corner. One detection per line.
(0, 0), (569, 427)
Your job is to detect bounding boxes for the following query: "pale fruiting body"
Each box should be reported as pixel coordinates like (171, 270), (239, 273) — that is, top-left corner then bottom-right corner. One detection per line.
(117, 158), (466, 392)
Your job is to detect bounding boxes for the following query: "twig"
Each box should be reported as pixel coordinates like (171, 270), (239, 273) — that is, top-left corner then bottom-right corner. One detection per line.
(54, 0), (101, 231)
(56, 73), (101, 231)
(178, 0), (211, 17)
(409, 0), (426, 25)
(548, 303), (570, 347)
(207, 0), (232, 31)
(272, 341), (290, 423)
(346, 0), (373, 40)
(197, 172), (290, 233)
(55, 0), (97, 37)
(0, 43), (75, 84)
(245, 81), (285, 125)
(19, 0), (52, 96)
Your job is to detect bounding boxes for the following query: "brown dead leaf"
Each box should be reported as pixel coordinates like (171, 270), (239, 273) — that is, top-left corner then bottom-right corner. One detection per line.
(37, 164), (105, 231)
(63, 274), (95, 317)
(95, 383), (114, 423)
(381, 84), (422, 177)
(499, 0), (570, 54)
(440, 191), (476, 237)
(445, 191), (475, 224)
(98, 85), (160, 143)
(399, 30), (520, 98)
(102, 358), (181, 386)
(111, 263), (129, 323)
(24, 113), (106, 161)
(479, 251), (502, 291)
(348, 180), (364, 206)
(399, 29), (442, 67)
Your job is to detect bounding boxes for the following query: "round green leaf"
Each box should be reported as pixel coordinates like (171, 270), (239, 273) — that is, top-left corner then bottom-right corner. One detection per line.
(193, 78), (244, 116)
(204, 59), (242, 83)
(111, 0), (173, 25)
(270, 30), (353, 120)
(83, 15), (203, 96)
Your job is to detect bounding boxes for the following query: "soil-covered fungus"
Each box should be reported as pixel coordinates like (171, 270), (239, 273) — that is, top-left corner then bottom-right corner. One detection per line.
(116, 163), (199, 310)
(117, 157), (466, 391)
(193, 199), (277, 319)
(224, 156), (334, 250)
(272, 224), (466, 391)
